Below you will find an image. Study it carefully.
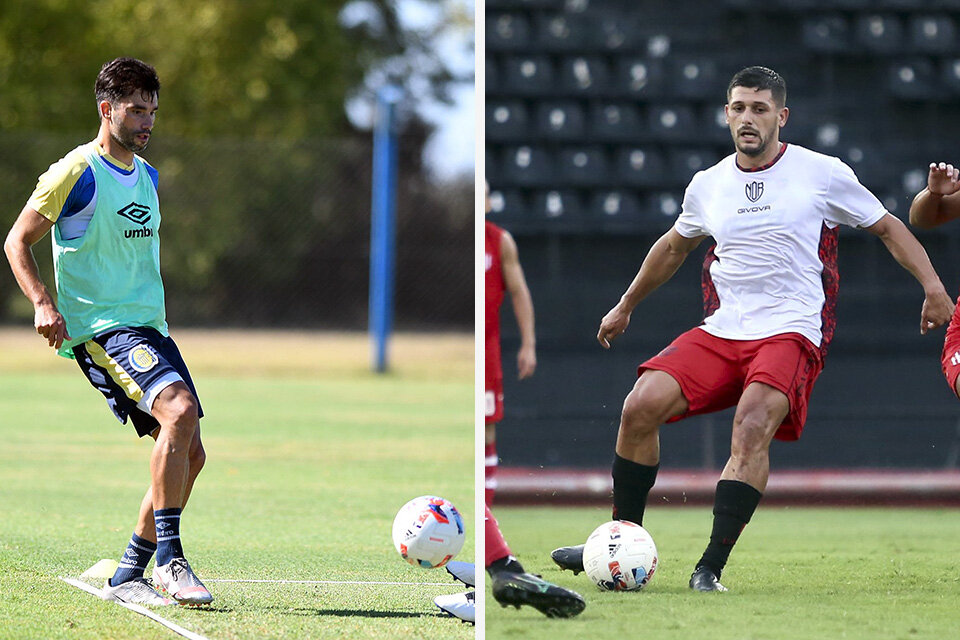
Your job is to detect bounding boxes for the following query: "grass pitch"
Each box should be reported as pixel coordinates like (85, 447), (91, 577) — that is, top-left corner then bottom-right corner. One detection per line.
(0, 329), (474, 640)
(487, 505), (960, 640)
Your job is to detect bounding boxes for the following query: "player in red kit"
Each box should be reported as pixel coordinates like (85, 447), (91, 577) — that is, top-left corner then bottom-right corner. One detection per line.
(908, 161), (960, 397)
(435, 503), (586, 622)
(549, 66), (954, 592)
(434, 188), (583, 623)
(485, 183), (536, 505)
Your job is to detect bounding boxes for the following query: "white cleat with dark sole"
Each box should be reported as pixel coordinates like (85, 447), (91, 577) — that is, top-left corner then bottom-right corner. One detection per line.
(434, 590), (475, 624)
(152, 557), (213, 605)
(101, 577), (174, 606)
(444, 561), (476, 587)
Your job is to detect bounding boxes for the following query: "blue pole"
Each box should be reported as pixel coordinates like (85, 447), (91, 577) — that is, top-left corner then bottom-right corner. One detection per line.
(370, 86), (401, 373)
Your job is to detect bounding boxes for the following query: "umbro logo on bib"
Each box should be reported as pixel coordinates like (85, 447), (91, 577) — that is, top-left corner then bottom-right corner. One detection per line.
(745, 181), (764, 203)
(117, 202), (151, 224)
(117, 202), (154, 238)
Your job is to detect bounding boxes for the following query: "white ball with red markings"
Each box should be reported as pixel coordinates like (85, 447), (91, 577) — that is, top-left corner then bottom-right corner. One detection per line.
(582, 520), (658, 591)
(391, 496), (465, 569)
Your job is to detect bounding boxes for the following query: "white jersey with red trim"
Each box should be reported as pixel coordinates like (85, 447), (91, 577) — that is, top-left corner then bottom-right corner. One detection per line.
(674, 143), (887, 347)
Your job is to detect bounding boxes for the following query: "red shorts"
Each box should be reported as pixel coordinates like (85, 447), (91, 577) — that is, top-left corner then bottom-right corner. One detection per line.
(485, 341), (504, 424)
(940, 292), (960, 398)
(485, 380), (504, 424)
(639, 328), (823, 441)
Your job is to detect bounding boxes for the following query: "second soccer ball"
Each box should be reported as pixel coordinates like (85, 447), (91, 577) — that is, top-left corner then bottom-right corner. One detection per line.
(582, 520), (658, 591)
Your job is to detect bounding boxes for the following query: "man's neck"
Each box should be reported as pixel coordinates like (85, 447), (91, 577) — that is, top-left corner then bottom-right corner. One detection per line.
(95, 124), (134, 166)
(736, 139), (784, 170)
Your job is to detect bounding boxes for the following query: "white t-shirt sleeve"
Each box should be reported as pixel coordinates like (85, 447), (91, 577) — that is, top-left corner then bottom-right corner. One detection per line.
(674, 172), (708, 238)
(823, 158), (888, 229)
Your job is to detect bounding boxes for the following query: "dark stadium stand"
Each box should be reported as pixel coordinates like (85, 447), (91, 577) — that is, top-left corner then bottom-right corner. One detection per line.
(486, 0), (960, 474)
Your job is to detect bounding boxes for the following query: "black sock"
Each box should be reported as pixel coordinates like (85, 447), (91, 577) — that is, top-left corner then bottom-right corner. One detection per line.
(486, 555), (524, 577)
(696, 480), (763, 578)
(611, 454), (659, 525)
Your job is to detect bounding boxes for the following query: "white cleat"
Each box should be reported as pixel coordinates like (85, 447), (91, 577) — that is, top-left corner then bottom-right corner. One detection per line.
(101, 577), (174, 606)
(152, 557), (213, 605)
(434, 590), (475, 624)
(444, 561), (476, 587)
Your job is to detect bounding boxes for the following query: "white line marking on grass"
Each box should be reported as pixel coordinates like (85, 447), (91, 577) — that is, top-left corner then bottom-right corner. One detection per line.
(207, 579), (457, 586)
(60, 577), (211, 640)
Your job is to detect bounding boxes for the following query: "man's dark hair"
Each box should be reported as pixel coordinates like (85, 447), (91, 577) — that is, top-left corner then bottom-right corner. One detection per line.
(727, 66), (786, 107)
(95, 57), (160, 107)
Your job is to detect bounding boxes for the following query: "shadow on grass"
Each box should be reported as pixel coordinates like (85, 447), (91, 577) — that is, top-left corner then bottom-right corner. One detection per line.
(260, 605), (429, 619)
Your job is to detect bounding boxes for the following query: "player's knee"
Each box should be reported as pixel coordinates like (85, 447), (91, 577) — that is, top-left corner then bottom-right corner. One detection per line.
(155, 389), (198, 439)
(730, 413), (773, 458)
(620, 389), (667, 438)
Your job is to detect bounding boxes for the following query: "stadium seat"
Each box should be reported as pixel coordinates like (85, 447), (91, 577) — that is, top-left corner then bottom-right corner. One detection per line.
(536, 13), (590, 51)
(667, 148), (720, 185)
(486, 188), (530, 227)
(487, 13), (532, 52)
(782, 98), (826, 143)
(648, 104), (697, 142)
(503, 146), (555, 187)
(486, 101), (530, 142)
(614, 57), (665, 99)
(900, 167), (927, 196)
(501, 55), (556, 95)
(536, 102), (587, 140)
(802, 14), (850, 53)
(701, 104), (731, 144)
(855, 15), (904, 54)
(589, 103), (644, 142)
(838, 142), (889, 191)
(530, 190), (586, 232)
(888, 59), (939, 99)
(667, 58), (721, 99)
(649, 191), (683, 221)
(558, 147), (610, 186)
(558, 56), (611, 95)
(829, 0), (871, 7)
(588, 190), (650, 232)
(875, 0), (925, 8)
(940, 58), (960, 94)
(486, 56), (500, 94)
(485, 147), (500, 184)
(616, 147), (666, 187)
(908, 15), (957, 54)
(592, 12), (645, 53)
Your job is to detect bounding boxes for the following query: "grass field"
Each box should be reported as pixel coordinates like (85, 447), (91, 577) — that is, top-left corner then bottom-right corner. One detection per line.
(486, 505), (960, 639)
(0, 329), (475, 640)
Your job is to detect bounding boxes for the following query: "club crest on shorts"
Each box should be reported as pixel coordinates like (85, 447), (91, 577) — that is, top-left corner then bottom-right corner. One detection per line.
(128, 344), (159, 373)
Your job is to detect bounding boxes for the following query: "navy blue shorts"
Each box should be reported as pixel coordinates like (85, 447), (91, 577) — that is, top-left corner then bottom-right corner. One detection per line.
(73, 326), (203, 438)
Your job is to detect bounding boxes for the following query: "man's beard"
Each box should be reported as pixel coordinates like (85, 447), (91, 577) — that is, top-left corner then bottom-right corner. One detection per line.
(111, 119), (149, 153)
(736, 135), (769, 158)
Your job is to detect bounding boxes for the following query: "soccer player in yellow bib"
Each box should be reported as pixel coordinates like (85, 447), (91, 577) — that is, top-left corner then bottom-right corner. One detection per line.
(4, 58), (212, 606)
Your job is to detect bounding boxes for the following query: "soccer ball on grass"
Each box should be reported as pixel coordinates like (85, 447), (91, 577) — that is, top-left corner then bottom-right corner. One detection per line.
(582, 520), (658, 591)
(391, 495), (465, 569)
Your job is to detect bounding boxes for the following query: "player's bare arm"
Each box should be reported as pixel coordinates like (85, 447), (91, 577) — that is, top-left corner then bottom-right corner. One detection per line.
(598, 228), (704, 348)
(501, 230), (536, 379)
(864, 213), (954, 334)
(909, 162), (960, 229)
(3, 206), (70, 349)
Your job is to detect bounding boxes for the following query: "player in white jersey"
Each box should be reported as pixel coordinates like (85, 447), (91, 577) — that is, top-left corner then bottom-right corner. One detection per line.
(550, 66), (954, 591)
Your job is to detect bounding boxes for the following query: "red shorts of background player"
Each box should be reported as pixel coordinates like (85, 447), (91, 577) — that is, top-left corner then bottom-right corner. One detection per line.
(485, 380), (504, 424)
(940, 291), (960, 398)
(638, 328), (824, 441)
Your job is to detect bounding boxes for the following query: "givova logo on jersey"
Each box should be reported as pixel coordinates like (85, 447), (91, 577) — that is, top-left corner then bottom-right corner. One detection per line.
(117, 201), (154, 238)
(738, 180), (771, 214)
